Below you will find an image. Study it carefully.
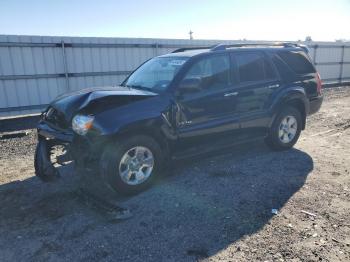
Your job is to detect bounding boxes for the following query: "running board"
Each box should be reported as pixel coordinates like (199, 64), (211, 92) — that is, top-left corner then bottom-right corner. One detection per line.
(171, 136), (265, 161)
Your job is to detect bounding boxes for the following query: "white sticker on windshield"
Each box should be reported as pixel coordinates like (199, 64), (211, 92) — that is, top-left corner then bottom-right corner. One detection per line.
(169, 60), (186, 66)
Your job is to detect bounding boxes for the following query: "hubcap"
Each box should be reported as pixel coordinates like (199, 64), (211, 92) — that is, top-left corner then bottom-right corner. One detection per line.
(119, 146), (154, 186)
(278, 115), (298, 144)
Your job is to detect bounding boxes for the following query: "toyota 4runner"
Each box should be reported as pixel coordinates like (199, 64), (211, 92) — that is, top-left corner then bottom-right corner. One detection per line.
(35, 43), (323, 195)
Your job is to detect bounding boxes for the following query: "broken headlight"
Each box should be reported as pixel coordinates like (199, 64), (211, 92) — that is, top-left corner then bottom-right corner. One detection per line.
(72, 115), (94, 135)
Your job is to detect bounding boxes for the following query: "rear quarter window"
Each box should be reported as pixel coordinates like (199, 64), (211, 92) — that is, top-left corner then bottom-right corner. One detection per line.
(277, 51), (315, 74)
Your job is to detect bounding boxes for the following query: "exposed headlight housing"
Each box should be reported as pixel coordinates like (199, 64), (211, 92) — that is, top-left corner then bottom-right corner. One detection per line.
(72, 115), (94, 135)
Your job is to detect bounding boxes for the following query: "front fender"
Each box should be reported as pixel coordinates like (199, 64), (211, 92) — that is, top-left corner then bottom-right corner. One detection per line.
(89, 95), (176, 155)
(91, 94), (171, 135)
(94, 114), (174, 158)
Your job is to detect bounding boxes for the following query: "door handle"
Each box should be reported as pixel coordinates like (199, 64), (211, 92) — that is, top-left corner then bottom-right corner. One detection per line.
(266, 84), (279, 89)
(224, 92), (238, 97)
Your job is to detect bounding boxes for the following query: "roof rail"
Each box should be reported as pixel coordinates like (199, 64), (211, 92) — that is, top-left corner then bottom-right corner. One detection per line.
(171, 46), (212, 53)
(171, 42), (309, 54)
(210, 42), (306, 51)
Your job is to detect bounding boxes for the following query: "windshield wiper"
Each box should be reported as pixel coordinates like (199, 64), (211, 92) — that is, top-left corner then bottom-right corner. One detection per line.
(126, 85), (155, 92)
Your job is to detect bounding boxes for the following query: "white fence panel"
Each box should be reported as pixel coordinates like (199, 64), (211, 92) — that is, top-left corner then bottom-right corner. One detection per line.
(0, 35), (349, 117)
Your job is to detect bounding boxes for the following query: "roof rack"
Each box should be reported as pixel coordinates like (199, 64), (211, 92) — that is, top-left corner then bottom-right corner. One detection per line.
(210, 42), (301, 51)
(171, 42), (309, 54)
(171, 46), (212, 53)
(211, 42), (310, 54)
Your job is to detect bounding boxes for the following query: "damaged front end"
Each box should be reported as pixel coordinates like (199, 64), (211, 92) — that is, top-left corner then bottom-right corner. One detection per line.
(34, 109), (102, 182)
(35, 111), (74, 182)
(34, 85), (158, 182)
(34, 109), (133, 219)
(34, 137), (68, 181)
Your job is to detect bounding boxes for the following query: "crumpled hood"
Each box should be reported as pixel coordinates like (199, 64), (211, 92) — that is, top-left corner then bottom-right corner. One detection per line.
(50, 86), (157, 120)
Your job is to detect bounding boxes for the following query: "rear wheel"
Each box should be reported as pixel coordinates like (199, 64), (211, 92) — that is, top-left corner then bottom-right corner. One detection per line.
(100, 135), (163, 195)
(265, 106), (302, 151)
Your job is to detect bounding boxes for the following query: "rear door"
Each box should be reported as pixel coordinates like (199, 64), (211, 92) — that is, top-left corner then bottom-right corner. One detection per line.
(230, 51), (280, 137)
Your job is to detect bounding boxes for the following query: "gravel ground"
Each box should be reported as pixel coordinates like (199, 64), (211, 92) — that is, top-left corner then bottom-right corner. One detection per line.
(0, 87), (349, 262)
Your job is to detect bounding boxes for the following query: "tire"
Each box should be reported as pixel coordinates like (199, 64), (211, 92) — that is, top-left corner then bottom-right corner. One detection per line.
(265, 106), (302, 151)
(100, 135), (163, 195)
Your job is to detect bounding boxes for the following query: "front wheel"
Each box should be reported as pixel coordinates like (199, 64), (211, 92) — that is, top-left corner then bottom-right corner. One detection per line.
(265, 106), (302, 151)
(100, 135), (163, 195)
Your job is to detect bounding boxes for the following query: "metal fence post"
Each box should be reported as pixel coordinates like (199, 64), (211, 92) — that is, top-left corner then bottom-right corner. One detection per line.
(154, 42), (159, 56)
(339, 45), (345, 83)
(61, 41), (70, 92)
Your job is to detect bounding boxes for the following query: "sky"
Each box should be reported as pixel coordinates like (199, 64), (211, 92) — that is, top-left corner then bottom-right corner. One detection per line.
(0, 0), (349, 41)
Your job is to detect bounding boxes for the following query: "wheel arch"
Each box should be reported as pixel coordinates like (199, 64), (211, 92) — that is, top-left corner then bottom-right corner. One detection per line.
(109, 120), (171, 160)
(270, 88), (309, 130)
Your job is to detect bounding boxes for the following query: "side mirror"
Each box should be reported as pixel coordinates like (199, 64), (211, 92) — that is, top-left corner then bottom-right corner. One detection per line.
(178, 77), (202, 94)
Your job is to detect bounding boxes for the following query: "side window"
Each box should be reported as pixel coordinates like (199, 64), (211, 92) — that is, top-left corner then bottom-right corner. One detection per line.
(235, 53), (276, 83)
(184, 55), (230, 91)
(264, 57), (277, 79)
(277, 51), (315, 74)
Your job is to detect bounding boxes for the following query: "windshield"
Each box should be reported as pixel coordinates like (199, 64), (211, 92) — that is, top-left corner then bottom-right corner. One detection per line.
(123, 57), (189, 92)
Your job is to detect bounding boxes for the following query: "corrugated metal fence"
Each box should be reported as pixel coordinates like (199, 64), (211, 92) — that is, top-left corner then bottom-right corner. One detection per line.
(0, 35), (349, 117)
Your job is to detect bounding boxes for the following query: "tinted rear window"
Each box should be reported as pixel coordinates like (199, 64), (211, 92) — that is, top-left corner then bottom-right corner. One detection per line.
(235, 53), (276, 83)
(277, 51), (315, 74)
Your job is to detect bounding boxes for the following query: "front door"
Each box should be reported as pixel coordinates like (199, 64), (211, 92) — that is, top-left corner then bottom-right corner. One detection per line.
(174, 53), (240, 153)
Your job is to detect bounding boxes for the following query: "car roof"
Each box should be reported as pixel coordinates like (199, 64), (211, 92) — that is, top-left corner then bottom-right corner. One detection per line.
(157, 43), (309, 58)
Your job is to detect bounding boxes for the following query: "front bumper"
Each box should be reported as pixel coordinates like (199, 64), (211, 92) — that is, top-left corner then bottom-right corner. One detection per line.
(35, 121), (106, 182)
(35, 121), (74, 181)
(37, 121), (74, 143)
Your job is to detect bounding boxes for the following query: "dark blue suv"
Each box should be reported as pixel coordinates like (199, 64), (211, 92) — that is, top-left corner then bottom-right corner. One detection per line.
(35, 43), (323, 194)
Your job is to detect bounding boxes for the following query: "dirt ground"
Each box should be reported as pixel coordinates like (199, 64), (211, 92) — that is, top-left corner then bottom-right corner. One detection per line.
(0, 86), (349, 262)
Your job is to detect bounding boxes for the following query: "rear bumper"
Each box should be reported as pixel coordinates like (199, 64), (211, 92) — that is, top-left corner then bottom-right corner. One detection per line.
(308, 95), (323, 115)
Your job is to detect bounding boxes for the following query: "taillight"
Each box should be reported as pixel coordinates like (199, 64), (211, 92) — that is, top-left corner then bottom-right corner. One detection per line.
(316, 72), (322, 95)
